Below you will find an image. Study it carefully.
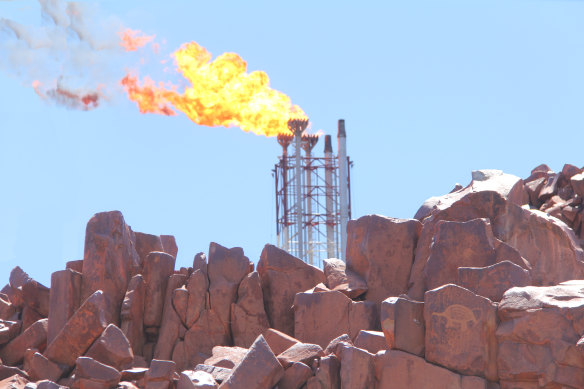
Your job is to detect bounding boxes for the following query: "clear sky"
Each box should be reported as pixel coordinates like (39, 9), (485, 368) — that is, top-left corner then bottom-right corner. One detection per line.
(1, 0), (583, 286)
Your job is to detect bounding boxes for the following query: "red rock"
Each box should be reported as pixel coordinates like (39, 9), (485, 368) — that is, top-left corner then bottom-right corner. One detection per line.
(424, 218), (498, 291)
(322, 258), (367, 299)
(277, 362), (312, 389)
(0, 320), (21, 345)
(121, 274), (145, 356)
(186, 270), (208, 328)
(81, 211), (140, 323)
(276, 343), (324, 368)
(230, 272), (269, 348)
(374, 349), (464, 388)
(173, 286), (189, 326)
(525, 176), (546, 207)
(310, 354), (340, 388)
(194, 365), (231, 384)
(0, 365), (28, 381)
(324, 334), (353, 356)
(193, 253), (208, 275)
(204, 346), (247, 369)
(424, 284), (498, 381)
(539, 173), (559, 202)
(348, 300), (379, 339)
(0, 318), (47, 365)
(153, 274), (187, 361)
(144, 359), (177, 389)
(74, 356), (121, 388)
(458, 260), (531, 302)
(134, 232), (164, 265)
(171, 340), (188, 372)
(337, 344), (374, 389)
(44, 290), (108, 369)
(23, 349), (62, 382)
(346, 215), (421, 303)
(178, 370), (217, 389)
(257, 244), (325, 336)
(219, 335), (284, 389)
(562, 164), (581, 179)
(0, 295), (16, 320)
(571, 172), (584, 198)
(184, 309), (230, 366)
(118, 382), (140, 389)
(461, 375), (488, 389)
(9, 267), (49, 317)
(262, 328), (300, 356)
(0, 374), (29, 389)
(21, 306), (43, 331)
(143, 251), (176, 327)
(120, 367), (148, 382)
(380, 296), (425, 356)
(65, 260), (83, 273)
(85, 324), (134, 371)
(160, 235), (178, 259)
(353, 330), (387, 354)
(47, 269), (82, 344)
(207, 243), (251, 342)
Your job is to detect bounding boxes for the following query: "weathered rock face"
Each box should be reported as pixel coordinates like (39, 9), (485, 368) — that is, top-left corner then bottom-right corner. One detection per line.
(257, 244), (325, 336)
(121, 274), (145, 356)
(322, 258), (367, 299)
(380, 296), (425, 357)
(85, 324), (134, 371)
(346, 215), (421, 303)
(74, 356), (122, 388)
(47, 269), (82, 345)
(154, 273), (187, 362)
(82, 211), (140, 323)
(458, 260), (531, 302)
(424, 284), (498, 381)
(0, 318), (48, 365)
(143, 251), (176, 328)
(230, 272), (269, 348)
(497, 283), (584, 388)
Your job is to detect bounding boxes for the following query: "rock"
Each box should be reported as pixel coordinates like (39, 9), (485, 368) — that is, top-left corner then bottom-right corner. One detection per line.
(219, 335), (284, 389)
(120, 367), (148, 382)
(143, 251), (176, 327)
(277, 362), (312, 389)
(85, 324), (134, 371)
(539, 173), (559, 202)
(47, 269), (82, 345)
(353, 330), (387, 354)
(230, 272), (269, 348)
(0, 365), (28, 380)
(134, 232), (164, 265)
(337, 344), (374, 389)
(121, 274), (145, 356)
(346, 215), (421, 303)
(0, 319), (48, 365)
(310, 354), (340, 389)
(262, 328), (300, 356)
(9, 267), (49, 317)
(322, 258), (367, 299)
(0, 295), (16, 320)
(23, 350), (62, 382)
(172, 287), (189, 326)
(348, 300), (379, 339)
(44, 290), (108, 369)
(497, 284), (584, 387)
(424, 218), (498, 291)
(194, 365), (231, 384)
(0, 374), (29, 389)
(193, 253), (208, 275)
(424, 284), (498, 381)
(154, 274), (187, 361)
(207, 243), (251, 342)
(144, 359), (176, 389)
(570, 172), (584, 197)
(171, 341), (188, 372)
(461, 375), (488, 389)
(178, 370), (217, 389)
(380, 296), (425, 356)
(257, 244), (325, 336)
(276, 343), (324, 369)
(81, 211), (140, 323)
(458, 261), (532, 302)
(185, 270), (208, 328)
(184, 309), (229, 367)
(74, 356), (121, 388)
(204, 346), (247, 369)
(160, 235), (178, 259)
(35, 380), (65, 389)
(374, 349), (464, 388)
(21, 306), (43, 332)
(65, 260), (83, 273)
(0, 320), (21, 346)
(324, 334), (353, 356)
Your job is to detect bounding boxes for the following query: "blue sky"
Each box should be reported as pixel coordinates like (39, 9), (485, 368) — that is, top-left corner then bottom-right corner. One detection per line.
(1, 0), (583, 286)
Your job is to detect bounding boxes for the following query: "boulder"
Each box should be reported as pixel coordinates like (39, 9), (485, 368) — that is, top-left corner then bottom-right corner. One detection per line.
(353, 330), (387, 354)
(424, 284), (498, 381)
(230, 272), (269, 348)
(47, 269), (82, 344)
(0, 320), (21, 346)
(262, 328), (300, 356)
(65, 260), (83, 273)
(458, 261), (531, 302)
(178, 370), (217, 389)
(194, 365), (231, 385)
(160, 235), (178, 259)
(134, 232), (164, 265)
(193, 253), (208, 275)
(374, 349), (464, 388)
(9, 267), (49, 317)
(144, 359), (177, 389)
(346, 215), (421, 303)
(204, 346), (247, 369)
(337, 344), (374, 389)
(207, 243), (251, 343)
(154, 274), (187, 361)
(185, 270), (208, 328)
(257, 244), (325, 336)
(0, 318), (48, 365)
(184, 309), (229, 367)
(23, 349), (62, 382)
(219, 335), (283, 389)
(0, 295), (16, 320)
(322, 258), (367, 299)
(276, 343), (324, 369)
(324, 334), (353, 356)
(310, 354), (340, 389)
(143, 251), (176, 327)
(173, 287), (189, 326)
(85, 324), (134, 371)
(0, 374), (29, 389)
(0, 365), (28, 381)
(348, 300), (379, 339)
(121, 274), (145, 356)
(570, 172), (584, 198)
(81, 211), (140, 323)
(74, 356), (121, 388)
(380, 296), (425, 356)
(44, 290), (108, 369)
(277, 362), (312, 389)
(21, 306), (43, 331)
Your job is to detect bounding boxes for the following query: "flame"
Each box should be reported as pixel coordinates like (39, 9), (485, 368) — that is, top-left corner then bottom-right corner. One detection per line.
(119, 28), (155, 52)
(122, 42), (306, 136)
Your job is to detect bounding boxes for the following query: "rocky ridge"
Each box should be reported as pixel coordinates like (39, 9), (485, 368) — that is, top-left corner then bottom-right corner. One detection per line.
(1, 163), (584, 388)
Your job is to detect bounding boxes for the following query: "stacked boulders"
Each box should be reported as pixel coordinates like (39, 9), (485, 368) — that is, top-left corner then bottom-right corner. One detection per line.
(2, 164), (584, 388)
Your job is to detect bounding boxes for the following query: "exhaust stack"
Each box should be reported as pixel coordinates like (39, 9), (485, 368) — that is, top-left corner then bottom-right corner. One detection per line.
(338, 120), (348, 262)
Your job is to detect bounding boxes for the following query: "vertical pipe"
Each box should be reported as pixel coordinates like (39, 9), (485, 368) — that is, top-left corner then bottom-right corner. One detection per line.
(338, 119), (348, 262)
(295, 132), (303, 260)
(305, 146), (313, 265)
(324, 135), (335, 259)
(282, 148), (289, 252)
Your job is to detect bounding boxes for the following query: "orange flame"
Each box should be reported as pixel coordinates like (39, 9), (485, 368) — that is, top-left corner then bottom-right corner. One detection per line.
(119, 29), (155, 52)
(121, 42), (306, 136)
